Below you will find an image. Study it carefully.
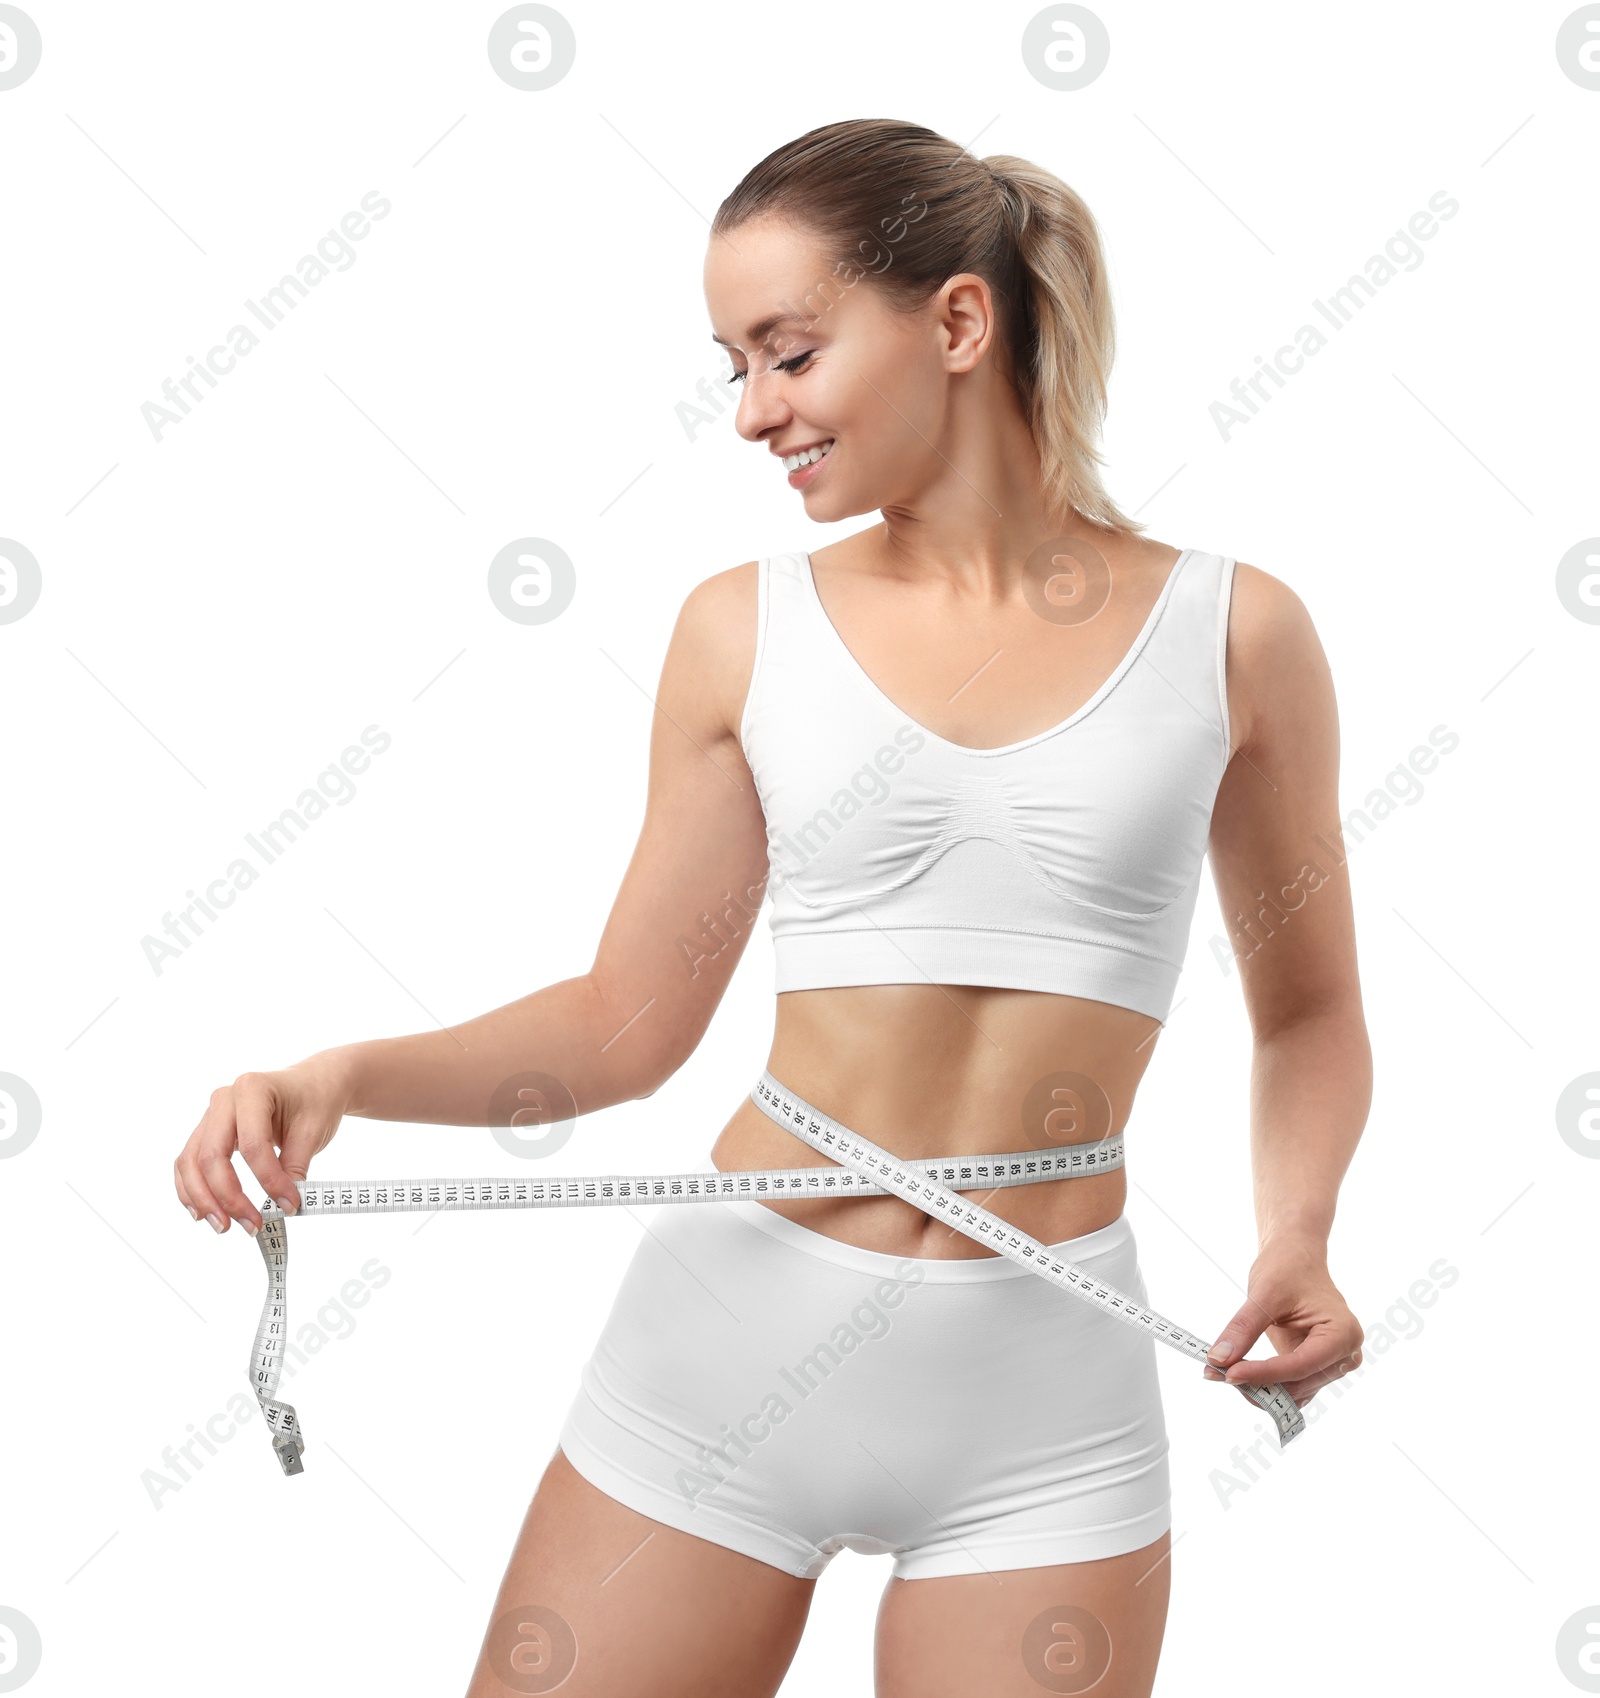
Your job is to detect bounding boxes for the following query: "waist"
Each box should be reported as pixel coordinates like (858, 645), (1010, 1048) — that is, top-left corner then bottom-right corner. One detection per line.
(708, 1050), (1135, 1261)
(692, 1154), (1135, 1281)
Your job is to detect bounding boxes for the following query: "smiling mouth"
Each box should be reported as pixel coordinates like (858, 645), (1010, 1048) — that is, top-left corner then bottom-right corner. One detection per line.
(780, 439), (834, 472)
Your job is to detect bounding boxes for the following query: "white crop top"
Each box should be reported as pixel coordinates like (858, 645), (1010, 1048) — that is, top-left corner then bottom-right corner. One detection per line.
(737, 548), (1238, 1021)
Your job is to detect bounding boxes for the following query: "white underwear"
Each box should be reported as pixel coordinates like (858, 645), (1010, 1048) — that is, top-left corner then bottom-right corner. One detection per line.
(557, 1178), (1171, 1582)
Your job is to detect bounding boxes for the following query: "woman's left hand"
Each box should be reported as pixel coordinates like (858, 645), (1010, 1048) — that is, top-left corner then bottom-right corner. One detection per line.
(1202, 1239), (1365, 1408)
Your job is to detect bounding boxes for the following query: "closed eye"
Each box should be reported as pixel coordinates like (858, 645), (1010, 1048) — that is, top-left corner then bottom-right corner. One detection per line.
(727, 351), (814, 385)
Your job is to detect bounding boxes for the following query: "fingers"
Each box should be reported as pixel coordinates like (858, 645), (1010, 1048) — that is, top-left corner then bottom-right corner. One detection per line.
(233, 1072), (302, 1220)
(1222, 1327), (1362, 1389)
(1206, 1344), (1365, 1412)
(177, 1073), (330, 1235)
(198, 1133), (260, 1235)
(172, 1126), (203, 1224)
(1202, 1300), (1271, 1379)
(1280, 1347), (1364, 1406)
(176, 1080), (278, 1236)
(175, 1092), (238, 1234)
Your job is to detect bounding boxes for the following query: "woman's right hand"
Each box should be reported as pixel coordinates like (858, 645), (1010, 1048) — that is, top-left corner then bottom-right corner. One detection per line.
(174, 1054), (351, 1236)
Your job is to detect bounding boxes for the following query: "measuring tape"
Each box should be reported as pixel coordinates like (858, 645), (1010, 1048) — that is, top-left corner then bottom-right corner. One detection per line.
(250, 1072), (1300, 1473)
(249, 1108), (1126, 1474)
(748, 1073), (1304, 1446)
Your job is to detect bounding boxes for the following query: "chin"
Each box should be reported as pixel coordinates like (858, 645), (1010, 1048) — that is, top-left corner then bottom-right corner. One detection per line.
(805, 486), (874, 523)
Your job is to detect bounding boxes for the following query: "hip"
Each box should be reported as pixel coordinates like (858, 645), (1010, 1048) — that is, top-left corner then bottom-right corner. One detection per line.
(561, 1191), (1170, 1577)
(592, 1181), (1158, 1380)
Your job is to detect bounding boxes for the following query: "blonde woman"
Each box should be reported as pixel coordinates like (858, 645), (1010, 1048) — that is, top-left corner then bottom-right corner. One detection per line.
(175, 119), (1369, 1696)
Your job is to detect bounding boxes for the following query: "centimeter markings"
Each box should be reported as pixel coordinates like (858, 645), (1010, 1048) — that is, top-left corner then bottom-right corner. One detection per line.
(250, 1131), (1129, 1474)
(269, 1136), (1124, 1216)
(748, 1073), (1306, 1449)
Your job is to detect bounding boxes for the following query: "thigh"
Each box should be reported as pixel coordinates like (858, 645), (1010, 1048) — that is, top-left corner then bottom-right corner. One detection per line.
(466, 1447), (817, 1697)
(873, 1531), (1172, 1698)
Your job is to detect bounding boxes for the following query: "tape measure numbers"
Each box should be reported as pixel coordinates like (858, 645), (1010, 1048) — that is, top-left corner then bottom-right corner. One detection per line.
(748, 1073), (1304, 1446)
(250, 1074), (1301, 1474)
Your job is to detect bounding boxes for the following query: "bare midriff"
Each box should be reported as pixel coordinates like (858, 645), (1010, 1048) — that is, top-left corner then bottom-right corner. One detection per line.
(708, 983), (1162, 1261)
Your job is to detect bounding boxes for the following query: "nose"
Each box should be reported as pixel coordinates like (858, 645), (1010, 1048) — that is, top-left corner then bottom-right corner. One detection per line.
(733, 366), (792, 447)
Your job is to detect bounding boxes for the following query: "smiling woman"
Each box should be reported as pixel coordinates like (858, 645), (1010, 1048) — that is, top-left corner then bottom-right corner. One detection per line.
(174, 116), (1371, 1698)
(706, 128), (1135, 534)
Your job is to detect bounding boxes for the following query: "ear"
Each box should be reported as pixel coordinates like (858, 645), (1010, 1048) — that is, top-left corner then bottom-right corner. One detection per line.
(939, 273), (999, 374)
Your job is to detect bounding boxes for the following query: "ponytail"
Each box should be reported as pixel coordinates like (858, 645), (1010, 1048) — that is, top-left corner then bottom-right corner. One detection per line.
(712, 119), (1142, 536)
(982, 155), (1137, 532)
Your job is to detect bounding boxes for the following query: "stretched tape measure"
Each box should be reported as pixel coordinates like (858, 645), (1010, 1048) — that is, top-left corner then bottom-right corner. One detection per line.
(749, 1072), (1304, 1447)
(250, 1113), (1128, 1474)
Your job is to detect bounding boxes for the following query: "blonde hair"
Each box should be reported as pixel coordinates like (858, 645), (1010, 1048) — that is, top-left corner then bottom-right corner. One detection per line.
(711, 118), (1142, 536)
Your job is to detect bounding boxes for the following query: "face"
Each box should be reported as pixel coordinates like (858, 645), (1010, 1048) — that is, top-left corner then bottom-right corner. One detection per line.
(704, 216), (994, 522)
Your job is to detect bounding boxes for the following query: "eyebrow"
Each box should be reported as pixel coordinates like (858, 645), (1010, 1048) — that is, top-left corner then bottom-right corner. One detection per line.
(710, 311), (815, 349)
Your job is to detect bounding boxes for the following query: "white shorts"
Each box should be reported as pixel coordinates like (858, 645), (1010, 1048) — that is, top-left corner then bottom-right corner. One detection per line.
(557, 1180), (1171, 1581)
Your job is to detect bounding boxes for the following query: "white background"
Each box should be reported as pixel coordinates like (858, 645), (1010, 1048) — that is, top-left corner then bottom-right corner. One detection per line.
(2, 2), (1596, 1692)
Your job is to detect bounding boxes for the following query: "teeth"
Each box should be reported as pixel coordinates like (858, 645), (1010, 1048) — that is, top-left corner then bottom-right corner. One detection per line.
(783, 440), (834, 472)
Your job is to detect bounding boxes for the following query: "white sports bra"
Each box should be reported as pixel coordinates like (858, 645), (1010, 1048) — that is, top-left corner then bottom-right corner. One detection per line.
(738, 548), (1238, 1022)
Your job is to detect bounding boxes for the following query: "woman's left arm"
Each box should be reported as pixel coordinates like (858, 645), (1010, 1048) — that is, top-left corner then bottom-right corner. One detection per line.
(1203, 561), (1373, 1409)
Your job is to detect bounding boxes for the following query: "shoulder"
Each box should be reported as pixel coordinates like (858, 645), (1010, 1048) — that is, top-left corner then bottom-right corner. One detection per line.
(1226, 560), (1325, 670)
(677, 558), (759, 631)
(1224, 560), (1334, 752)
(659, 560), (762, 740)
(671, 560), (760, 667)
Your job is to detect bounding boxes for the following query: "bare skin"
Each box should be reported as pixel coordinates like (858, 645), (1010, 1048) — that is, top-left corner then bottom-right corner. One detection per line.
(175, 213), (1370, 1695)
(461, 1448), (1171, 1697)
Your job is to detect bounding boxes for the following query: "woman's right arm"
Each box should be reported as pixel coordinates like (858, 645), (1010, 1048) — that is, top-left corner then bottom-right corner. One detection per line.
(173, 563), (770, 1236)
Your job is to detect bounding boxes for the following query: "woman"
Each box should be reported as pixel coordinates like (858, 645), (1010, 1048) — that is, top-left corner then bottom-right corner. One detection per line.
(174, 119), (1369, 1696)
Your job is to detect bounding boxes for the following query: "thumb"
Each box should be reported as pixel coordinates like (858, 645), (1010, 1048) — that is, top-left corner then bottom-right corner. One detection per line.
(278, 1117), (332, 1185)
(1205, 1298), (1271, 1372)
